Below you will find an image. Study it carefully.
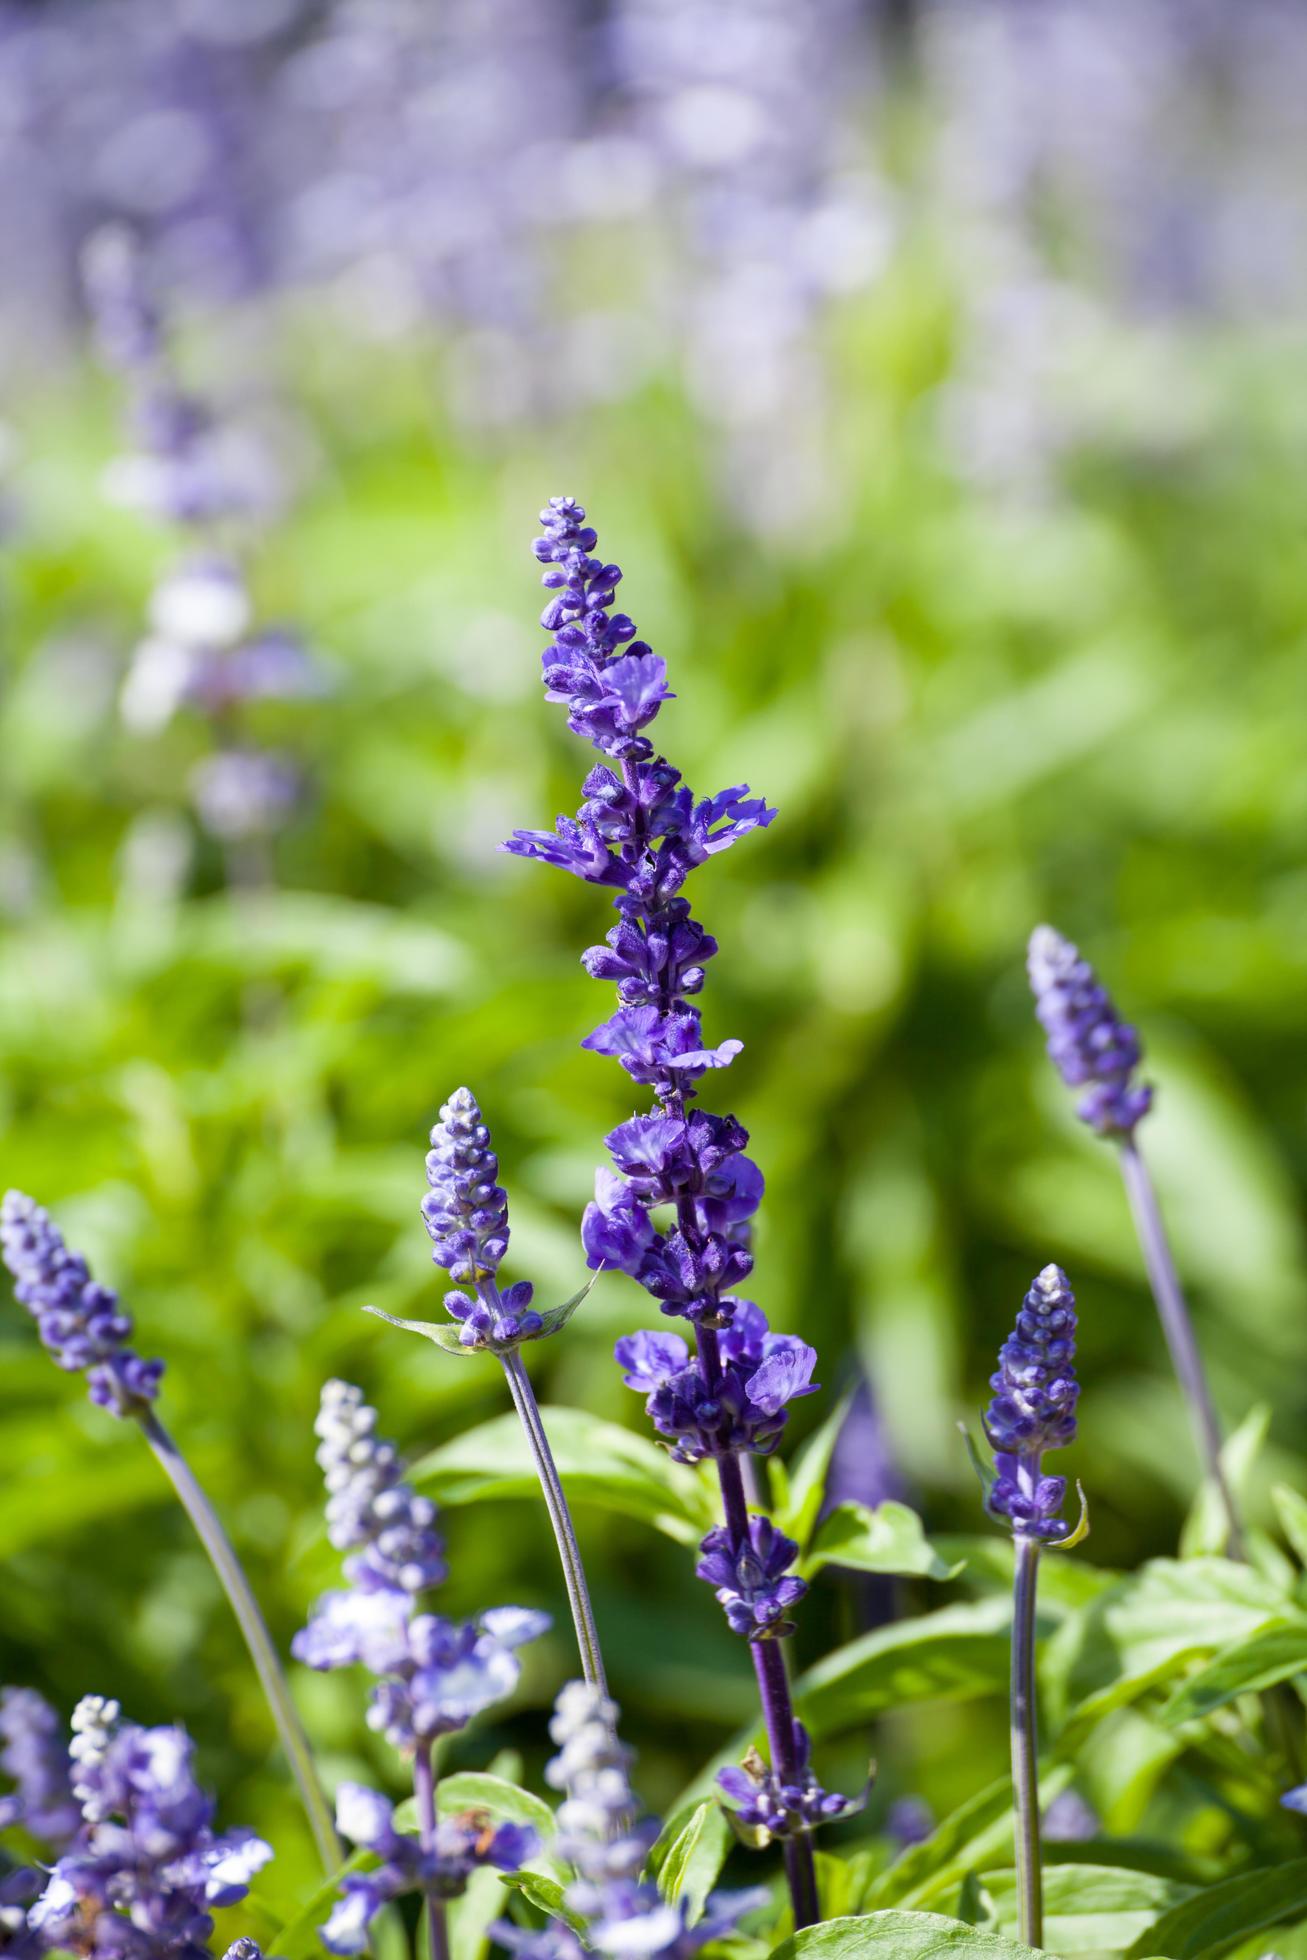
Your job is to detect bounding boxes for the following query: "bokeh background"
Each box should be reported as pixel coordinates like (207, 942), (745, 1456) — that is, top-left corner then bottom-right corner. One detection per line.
(3, 0), (1307, 1920)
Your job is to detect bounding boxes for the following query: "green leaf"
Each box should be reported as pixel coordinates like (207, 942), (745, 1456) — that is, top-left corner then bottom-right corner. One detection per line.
(1180, 1404), (1270, 1559)
(982, 1863), (1195, 1954)
(864, 1768), (1074, 1913)
(1125, 1859), (1307, 1959)
(265, 1849), (376, 1960)
(794, 1597), (1021, 1740)
(363, 1271), (600, 1358)
(1043, 1557), (1286, 1737)
(411, 1406), (715, 1546)
(649, 1798), (732, 1925)
(773, 1391), (852, 1547)
(804, 1500), (962, 1582)
(1274, 1484), (1307, 1569)
(959, 1422), (997, 1502)
(1158, 1618), (1307, 1726)
(768, 1909), (1048, 1960)
(814, 1849), (878, 1924)
(497, 1870), (587, 1935)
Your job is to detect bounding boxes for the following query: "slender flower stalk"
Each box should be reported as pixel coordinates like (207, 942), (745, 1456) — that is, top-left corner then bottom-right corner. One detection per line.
(414, 1086), (612, 1694)
(1027, 925), (1242, 1556)
(412, 1745), (450, 1960)
(980, 1261), (1082, 1951)
(1010, 1536), (1042, 1948)
(502, 496), (852, 1927)
(0, 1191), (338, 1873)
(292, 1379), (547, 1952)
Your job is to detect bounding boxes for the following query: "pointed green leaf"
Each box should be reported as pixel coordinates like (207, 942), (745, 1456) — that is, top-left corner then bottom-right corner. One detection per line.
(362, 1272), (600, 1358)
(497, 1870), (586, 1936)
(411, 1405), (715, 1545)
(1050, 1481), (1091, 1553)
(804, 1500), (962, 1582)
(768, 1910), (1048, 1960)
(864, 1767), (1074, 1913)
(1043, 1557), (1286, 1737)
(1158, 1618), (1307, 1727)
(794, 1597), (1022, 1739)
(1125, 1858), (1307, 1959)
(265, 1848), (376, 1960)
(1274, 1484), (1307, 1570)
(982, 1863), (1195, 1953)
(1180, 1404), (1271, 1559)
(959, 1422), (997, 1502)
(649, 1798), (732, 1925)
(773, 1391), (852, 1547)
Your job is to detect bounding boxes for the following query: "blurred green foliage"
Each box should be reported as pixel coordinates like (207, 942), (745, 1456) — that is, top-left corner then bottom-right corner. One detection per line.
(3, 248), (1307, 1919)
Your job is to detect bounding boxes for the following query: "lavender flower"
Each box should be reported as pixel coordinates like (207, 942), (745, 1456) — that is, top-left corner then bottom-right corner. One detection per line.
(0, 1193), (162, 1417)
(293, 1380), (547, 1752)
(0, 1692), (78, 1846)
(25, 1695), (271, 1960)
(322, 1783), (535, 1956)
(1027, 925), (1152, 1137)
(983, 1264), (1079, 1541)
(718, 1725), (858, 1843)
(505, 495), (827, 1923)
(494, 1682), (765, 1960)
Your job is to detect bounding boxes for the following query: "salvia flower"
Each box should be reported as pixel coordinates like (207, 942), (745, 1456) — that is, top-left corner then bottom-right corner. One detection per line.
(718, 1724), (859, 1844)
(1027, 925), (1152, 1137)
(495, 1682), (764, 1960)
(322, 1782), (535, 1956)
(421, 1089), (548, 1349)
(0, 1691), (78, 1846)
(25, 1695), (271, 1960)
(696, 1518), (807, 1639)
(984, 1264), (1080, 1540)
(506, 498), (825, 1914)
(293, 1380), (548, 1754)
(1, 1193), (163, 1417)
(616, 1305), (816, 1464)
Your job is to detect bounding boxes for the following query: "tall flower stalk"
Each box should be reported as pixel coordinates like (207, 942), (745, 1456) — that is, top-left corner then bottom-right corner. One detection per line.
(502, 496), (852, 1928)
(1027, 925), (1243, 1556)
(292, 1379), (548, 1955)
(0, 1191), (339, 1874)
(365, 1086), (612, 1695)
(980, 1262), (1082, 1950)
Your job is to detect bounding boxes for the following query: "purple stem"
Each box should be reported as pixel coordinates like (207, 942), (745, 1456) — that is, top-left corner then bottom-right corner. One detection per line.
(414, 1743), (450, 1960)
(697, 1328), (820, 1931)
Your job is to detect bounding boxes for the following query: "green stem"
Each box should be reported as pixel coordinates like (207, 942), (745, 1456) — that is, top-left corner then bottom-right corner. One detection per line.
(414, 1743), (450, 1960)
(138, 1410), (339, 1871)
(1011, 1535), (1043, 1950)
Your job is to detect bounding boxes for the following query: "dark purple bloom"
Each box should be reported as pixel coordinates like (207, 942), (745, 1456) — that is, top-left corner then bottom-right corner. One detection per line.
(616, 1306), (816, 1464)
(717, 1722), (858, 1841)
(1, 1193), (163, 1418)
(323, 1783), (534, 1955)
(581, 1006), (742, 1090)
(984, 1264), (1079, 1540)
(696, 1517), (807, 1638)
(0, 1691), (78, 1847)
(1027, 925), (1152, 1137)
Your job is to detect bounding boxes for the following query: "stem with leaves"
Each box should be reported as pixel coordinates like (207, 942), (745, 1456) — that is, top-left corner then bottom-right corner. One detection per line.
(138, 1411), (339, 1871)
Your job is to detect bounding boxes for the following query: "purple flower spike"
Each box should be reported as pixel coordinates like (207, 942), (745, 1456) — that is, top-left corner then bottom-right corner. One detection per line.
(423, 1088), (511, 1285)
(0, 1690), (78, 1847)
(1027, 926), (1153, 1137)
(25, 1695), (271, 1960)
(697, 1517), (807, 1638)
(718, 1722), (860, 1843)
(984, 1264), (1080, 1540)
(1, 1193), (163, 1418)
